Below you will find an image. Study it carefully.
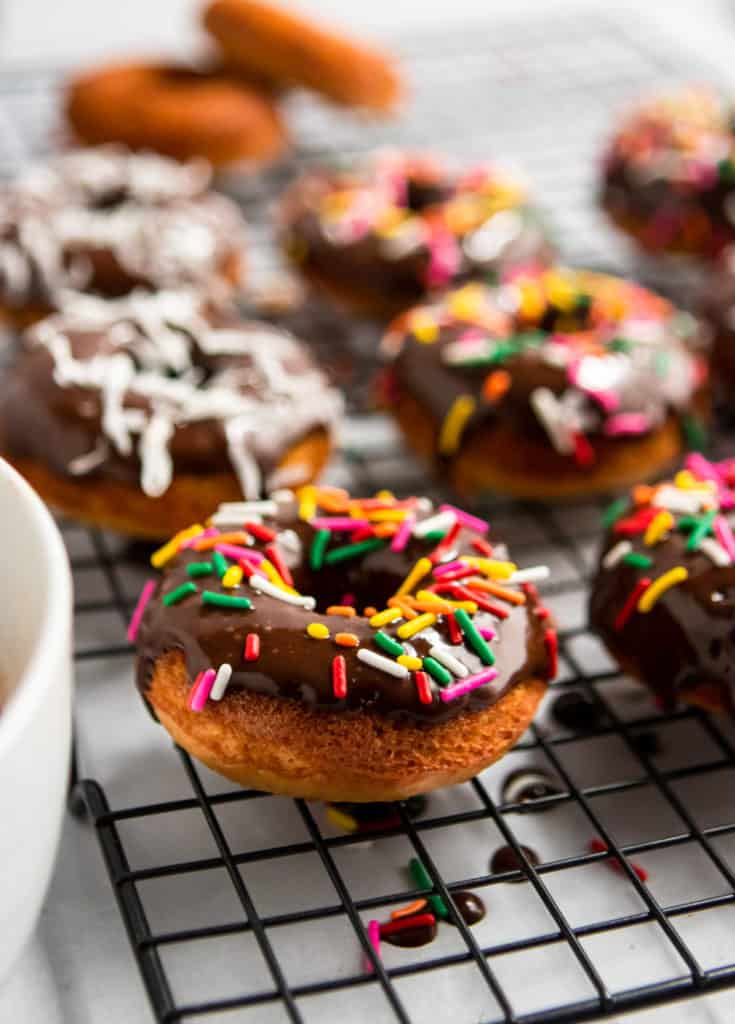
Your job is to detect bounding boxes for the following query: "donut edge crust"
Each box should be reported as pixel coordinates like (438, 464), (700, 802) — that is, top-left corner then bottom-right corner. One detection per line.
(146, 650), (547, 801)
(2, 427), (332, 539)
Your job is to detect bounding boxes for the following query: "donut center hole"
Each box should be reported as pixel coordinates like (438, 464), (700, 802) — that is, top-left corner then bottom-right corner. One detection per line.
(404, 176), (453, 212)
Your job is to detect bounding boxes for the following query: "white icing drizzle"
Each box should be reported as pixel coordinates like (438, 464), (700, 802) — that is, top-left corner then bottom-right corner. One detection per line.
(28, 289), (343, 499)
(0, 146), (246, 305)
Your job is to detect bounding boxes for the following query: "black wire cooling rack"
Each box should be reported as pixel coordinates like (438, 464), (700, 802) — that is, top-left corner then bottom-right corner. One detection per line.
(4, 7), (735, 1022)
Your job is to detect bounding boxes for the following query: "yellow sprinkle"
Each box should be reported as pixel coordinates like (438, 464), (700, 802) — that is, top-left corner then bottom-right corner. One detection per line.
(397, 613), (437, 639)
(298, 485), (317, 521)
(260, 559), (299, 595)
(542, 270), (578, 312)
(367, 509), (409, 522)
(644, 510), (674, 547)
(221, 565), (243, 589)
(375, 489), (395, 501)
(674, 470), (716, 492)
(410, 311), (439, 343)
(518, 279), (546, 321)
(397, 654), (423, 670)
(370, 608), (403, 628)
(151, 523), (204, 569)
(396, 557), (433, 597)
(326, 806), (358, 833)
(446, 600), (479, 613)
(307, 623), (330, 639)
(439, 395), (476, 456)
(448, 282), (485, 321)
(637, 567), (689, 613)
(463, 558), (517, 579)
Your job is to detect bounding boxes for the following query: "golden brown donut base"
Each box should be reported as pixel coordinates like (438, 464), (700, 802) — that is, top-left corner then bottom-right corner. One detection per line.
(392, 390), (698, 500)
(146, 649), (547, 801)
(66, 61), (287, 166)
(4, 427), (331, 539)
(203, 0), (402, 113)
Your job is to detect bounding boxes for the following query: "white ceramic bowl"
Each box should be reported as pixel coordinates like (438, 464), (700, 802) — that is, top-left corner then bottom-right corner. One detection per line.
(0, 458), (72, 983)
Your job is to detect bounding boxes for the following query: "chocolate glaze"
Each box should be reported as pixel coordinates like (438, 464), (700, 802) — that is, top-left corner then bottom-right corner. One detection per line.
(280, 150), (552, 313)
(136, 496), (552, 723)
(0, 146), (245, 310)
(382, 920), (437, 948)
(384, 270), (705, 469)
(451, 890), (486, 926)
(551, 692), (603, 733)
(0, 290), (342, 499)
(601, 87), (735, 258)
(589, 459), (735, 710)
(490, 844), (540, 877)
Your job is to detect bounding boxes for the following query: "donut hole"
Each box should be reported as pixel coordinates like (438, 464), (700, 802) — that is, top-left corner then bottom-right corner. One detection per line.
(404, 176), (454, 213)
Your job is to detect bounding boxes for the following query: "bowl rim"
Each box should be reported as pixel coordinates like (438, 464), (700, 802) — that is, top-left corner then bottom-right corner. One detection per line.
(0, 458), (72, 756)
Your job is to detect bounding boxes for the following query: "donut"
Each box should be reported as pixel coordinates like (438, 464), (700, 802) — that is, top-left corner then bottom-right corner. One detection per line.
(202, 0), (401, 113)
(280, 149), (552, 318)
(0, 290), (342, 539)
(699, 249), (735, 405)
(0, 146), (247, 329)
(589, 453), (735, 714)
(601, 86), (735, 260)
(381, 268), (709, 500)
(66, 62), (287, 167)
(134, 488), (557, 801)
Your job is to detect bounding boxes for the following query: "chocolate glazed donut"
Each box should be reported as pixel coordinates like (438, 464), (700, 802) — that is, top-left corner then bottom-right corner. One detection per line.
(280, 150), (552, 318)
(135, 489), (557, 801)
(590, 454), (735, 714)
(381, 269), (709, 500)
(0, 146), (247, 327)
(0, 290), (343, 538)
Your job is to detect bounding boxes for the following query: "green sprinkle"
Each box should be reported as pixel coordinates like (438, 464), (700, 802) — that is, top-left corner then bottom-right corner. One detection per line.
(423, 656), (452, 686)
(718, 157), (735, 183)
(601, 496), (629, 529)
(683, 414), (708, 453)
(454, 607), (495, 665)
(686, 509), (717, 552)
(201, 591), (253, 610)
(310, 529), (330, 570)
(409, 857), (449, 919)
(609, 337), (632, 353)
(187, 561), (214, 578)
(488, 342), (519, 364)
(623, 552), (653, 569)
(423, 529), (448, 543)
(162, 581), (197, 606)
(324, 537), (385, 565)
(677, 515), (699, 532)
(374, 631), (404, 658)
(575, 293), (592, 315)
(212, 550), (229, 579)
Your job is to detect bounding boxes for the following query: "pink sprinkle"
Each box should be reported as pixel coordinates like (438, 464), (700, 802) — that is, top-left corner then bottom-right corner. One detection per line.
(479, 627), (496, 641)
(425, 227), (461, 288)
(433, 559), (466, 577)
(390, 513), (416, 552)
(715, 516), (735, 561)
(215, 543), (253, 561)
(127, 580), (156, 643)
(180, 527), (217, 549)
(439, 504), (488, 534)
(365, 920), (381, 972)
(188, 669), (216, 712)
(440, 667), (499, 703)
(341, 593), (356, 607)
(311, 517), (370, 531)
(685, 452), (722, 484)
(237, 549), (265, 565)
(587, 390), (620, 413)
(603, 413), (651, 437)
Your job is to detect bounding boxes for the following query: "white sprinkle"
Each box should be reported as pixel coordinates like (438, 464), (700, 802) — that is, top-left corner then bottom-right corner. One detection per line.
(277, 529), (301, 554)
(530, 387), (574, 455)
(602, 541), (632, 570)
(209, 663), (233, 701)
(357, 649), (410, 679)
(699, 538), (732, 567)
(652, 486), (712, 515)
(216, 500), (278, 517)
(507, 565), (551, 584)
(249, 575), (316, 610)
(428, 645), (469, 678)
(413, 511), (457, 537)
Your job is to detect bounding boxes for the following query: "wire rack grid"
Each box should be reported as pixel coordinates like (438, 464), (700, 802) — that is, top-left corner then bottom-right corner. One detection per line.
(3, 7), (735, 1023)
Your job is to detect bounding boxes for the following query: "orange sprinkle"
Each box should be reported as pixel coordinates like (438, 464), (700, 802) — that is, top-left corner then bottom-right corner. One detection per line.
(483, 369), (511, 402)
(334, 632), (359, 647)
(412, 598), (455, 614)
(374, 522), (399, 538)
(391, 898), (428, 920)
(632, 484), (656, 506)
(387, 596), (419, 619)
(194, 531), (250, 551)
(315, 489), (351, 513)
(327, 605), (356, 617)
(466, 579), (526, 605)
(363, 606), (378, 617)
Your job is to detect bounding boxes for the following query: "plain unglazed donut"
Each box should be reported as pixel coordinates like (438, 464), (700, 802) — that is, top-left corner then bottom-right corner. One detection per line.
(203, 0), (402, 113)
(135, 488), (557, 801)
(0, 290), (342, 538)
(381, 269), (710, 500)
(66, 62), (287, 167)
